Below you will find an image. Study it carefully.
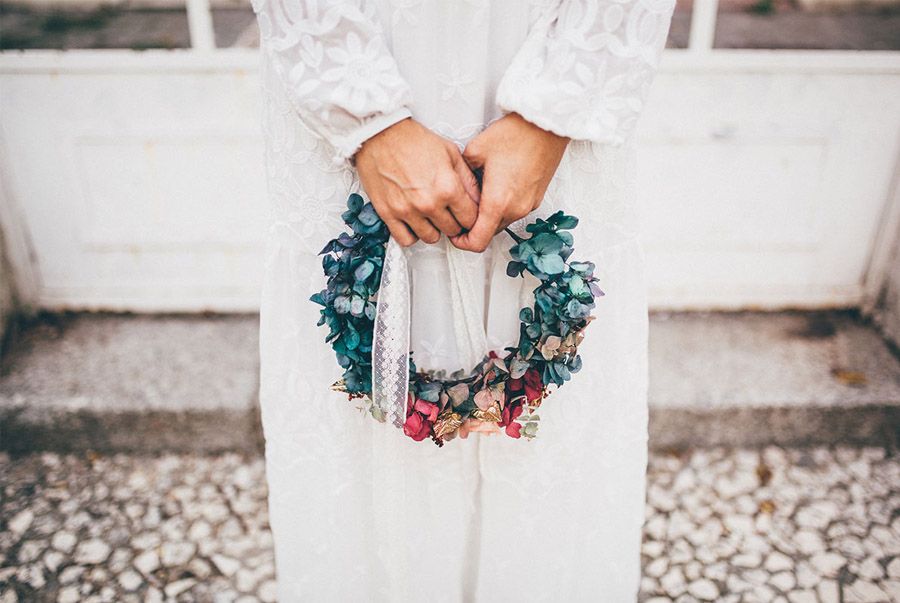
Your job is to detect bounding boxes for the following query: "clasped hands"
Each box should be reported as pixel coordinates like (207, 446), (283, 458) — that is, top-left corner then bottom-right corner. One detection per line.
(353, 112), (569, 253)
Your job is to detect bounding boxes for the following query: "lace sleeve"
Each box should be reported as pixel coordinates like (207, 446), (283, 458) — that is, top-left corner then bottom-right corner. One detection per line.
(250, 0), (413, 165)
(495, 0), (675, 146)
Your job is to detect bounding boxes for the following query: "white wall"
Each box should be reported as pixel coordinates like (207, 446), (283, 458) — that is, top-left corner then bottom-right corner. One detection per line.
(1, 49), (899, 312)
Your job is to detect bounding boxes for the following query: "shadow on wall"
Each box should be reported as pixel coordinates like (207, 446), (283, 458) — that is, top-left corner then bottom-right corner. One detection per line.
(0, 226), (18, 354)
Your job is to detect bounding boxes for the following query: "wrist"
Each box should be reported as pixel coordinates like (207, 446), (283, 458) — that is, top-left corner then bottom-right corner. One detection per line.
(349, 112), (413, 166)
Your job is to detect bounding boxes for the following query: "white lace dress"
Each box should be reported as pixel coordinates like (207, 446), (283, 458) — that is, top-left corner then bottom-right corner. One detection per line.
(249, 1), (674, 600)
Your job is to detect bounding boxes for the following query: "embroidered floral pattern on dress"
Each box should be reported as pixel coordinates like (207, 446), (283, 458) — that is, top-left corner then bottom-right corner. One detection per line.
(251, 0), (414, 165)
(496, 0), (675, 145)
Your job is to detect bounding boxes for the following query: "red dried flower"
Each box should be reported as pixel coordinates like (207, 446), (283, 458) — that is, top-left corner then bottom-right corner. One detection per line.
(507, 367), (543, 405)
(499, 400), (524, 439)
(403, 396), (440, 442)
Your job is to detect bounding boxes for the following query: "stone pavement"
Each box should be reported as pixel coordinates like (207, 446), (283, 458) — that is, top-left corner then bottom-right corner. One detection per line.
(1, 444), (898, 602)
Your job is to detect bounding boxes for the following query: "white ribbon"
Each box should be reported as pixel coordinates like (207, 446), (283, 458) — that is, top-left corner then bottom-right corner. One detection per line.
(371, 237), (411, 428)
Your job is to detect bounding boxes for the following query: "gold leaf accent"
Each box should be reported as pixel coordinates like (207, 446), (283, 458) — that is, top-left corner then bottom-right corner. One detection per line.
(331, 379), (348, 393)
(472, 404), (502, 423)
(433, 410), (463, 441)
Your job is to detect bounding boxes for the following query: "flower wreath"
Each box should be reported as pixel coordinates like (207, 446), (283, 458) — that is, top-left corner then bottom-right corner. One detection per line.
(311, 193), (603, 446)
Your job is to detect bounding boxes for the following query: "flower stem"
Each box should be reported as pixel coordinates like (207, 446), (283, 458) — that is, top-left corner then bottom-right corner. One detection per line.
(504, 227), (524, 244)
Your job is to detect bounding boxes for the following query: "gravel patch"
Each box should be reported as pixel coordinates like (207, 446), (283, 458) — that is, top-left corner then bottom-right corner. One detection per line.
(1, 445), (897, 601)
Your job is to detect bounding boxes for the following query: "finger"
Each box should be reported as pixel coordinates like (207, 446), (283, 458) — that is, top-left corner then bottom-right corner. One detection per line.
(446, 161), (479, 232)
(428, 208), (465, 238)
(404, 215), (441, 244)
(385, 218), (417, 247)
(451, 200), (503, 253)
(462, 136), (485, 171)
(451, 150), (481, 205)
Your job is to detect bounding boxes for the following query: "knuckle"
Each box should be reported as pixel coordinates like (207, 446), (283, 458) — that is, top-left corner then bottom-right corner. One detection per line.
(463, 141), (481, 159)
(414, 197), (441, 214)
(433, 176), (459, 201)
(393, 206), (413, 220)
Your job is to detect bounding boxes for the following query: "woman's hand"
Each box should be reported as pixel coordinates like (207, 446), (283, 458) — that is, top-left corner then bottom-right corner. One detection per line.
(354, 118), (481, 247)
(451, 112), (570, 253)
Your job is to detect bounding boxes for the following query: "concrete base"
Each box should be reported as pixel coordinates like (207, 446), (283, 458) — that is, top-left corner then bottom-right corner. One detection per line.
(1, 311), (898, 453)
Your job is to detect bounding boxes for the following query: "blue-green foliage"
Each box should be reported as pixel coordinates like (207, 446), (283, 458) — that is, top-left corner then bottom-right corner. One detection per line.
(506, 211), (603, 388)
(310, 193), (395, 394)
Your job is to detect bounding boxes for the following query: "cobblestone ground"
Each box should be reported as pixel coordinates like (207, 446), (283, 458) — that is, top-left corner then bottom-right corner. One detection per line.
(1, 446), (897, 602)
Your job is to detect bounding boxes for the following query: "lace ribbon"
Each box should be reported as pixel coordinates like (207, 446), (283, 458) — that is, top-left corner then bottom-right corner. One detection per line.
(372, 237), (411, 428)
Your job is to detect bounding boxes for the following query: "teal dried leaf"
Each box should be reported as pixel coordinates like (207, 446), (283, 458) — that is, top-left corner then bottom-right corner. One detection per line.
(418, 381), (441, 402)
(569, 261), (594, 275)
(551, 213), (578, 230)
(531, 253), (565, 276)
(358, 203), (380, 226)
(350, 297), (366, 317)
(509, 357), (530, 379)
(354, 260), (375, 282)
(530, 233), (564, 255)
(333, 295), (351, 314)
(569, 355), (583, 372)
(347, 192), (364, 212)
(567, 275), (586, 297)
(506, 261), (526, 278)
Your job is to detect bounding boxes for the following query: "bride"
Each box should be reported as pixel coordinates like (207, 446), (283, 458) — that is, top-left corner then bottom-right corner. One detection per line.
(249, 0), (675, 600)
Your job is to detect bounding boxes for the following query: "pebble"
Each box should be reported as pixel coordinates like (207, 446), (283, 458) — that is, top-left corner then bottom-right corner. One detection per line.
(43, 550), (65, 572)
(159, 541), (196, 567)
(764, 551), (793, 573)
(57, 586), (81, 603)
(660, 566), (686, 597)
(809, 551), (845, 576)
(645, 557), (667, 578)
(887, 557), (900, 578)
(164, 578), (196, 598)
(58, 566), (85, 584)
(117, 569), (143, 591)
(787, 591), (817, 603)
(687, 578), (719, 600)
(258, 579), (278, 602)
(794, 531), (825, 555)
(769, 571), (796, 591)
(212, 554), (243, 578)
(817, 580), (840, 603)
(733, 552), (762, 568)
(51, 531), (77, 554)
(8, 510), (34, 536)
(856, 556), (883, 580)
(844, 580), (889, 603)
(73, 540), (111, 565)
(133, 550), (160, 576)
